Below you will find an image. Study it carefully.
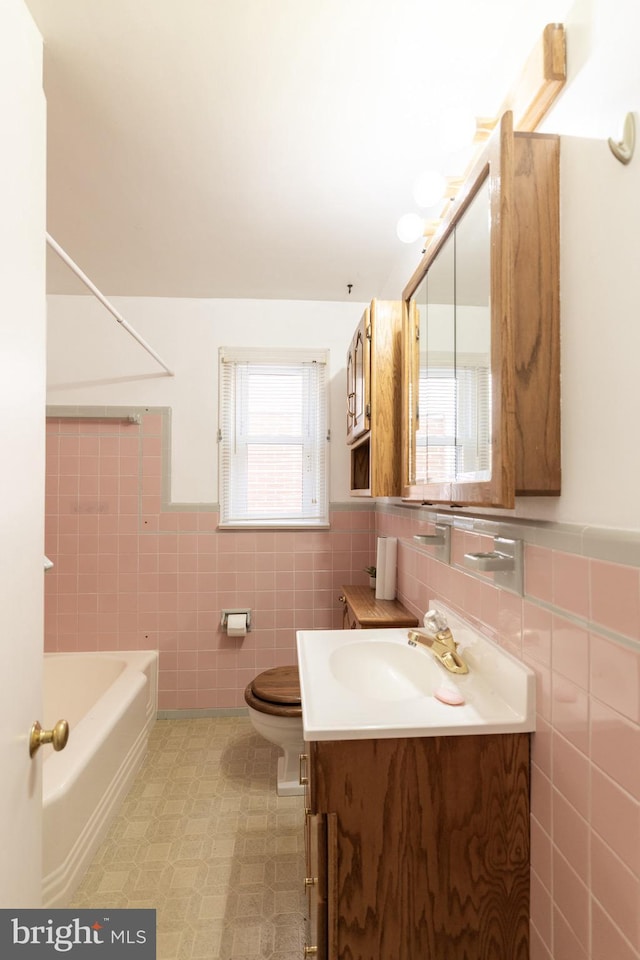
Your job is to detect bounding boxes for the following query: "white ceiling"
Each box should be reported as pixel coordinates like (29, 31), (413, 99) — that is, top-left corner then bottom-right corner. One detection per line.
(25, 0), (574, 302)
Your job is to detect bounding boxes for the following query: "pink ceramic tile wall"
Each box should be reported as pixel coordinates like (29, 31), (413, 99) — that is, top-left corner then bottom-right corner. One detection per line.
(380, 512), (640, 960)
(43, 414), (640, 956)
(44, 415), (375, 711)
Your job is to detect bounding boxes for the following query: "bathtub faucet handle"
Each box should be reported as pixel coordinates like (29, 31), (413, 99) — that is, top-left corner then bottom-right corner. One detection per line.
(29, 718), (70, 758)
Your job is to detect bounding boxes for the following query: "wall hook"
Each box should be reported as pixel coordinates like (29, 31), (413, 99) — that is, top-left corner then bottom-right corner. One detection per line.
(608, 112), (636, 165)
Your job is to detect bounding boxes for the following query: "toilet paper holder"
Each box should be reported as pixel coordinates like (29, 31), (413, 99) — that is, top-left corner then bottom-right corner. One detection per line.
(221, 608), (252, 632)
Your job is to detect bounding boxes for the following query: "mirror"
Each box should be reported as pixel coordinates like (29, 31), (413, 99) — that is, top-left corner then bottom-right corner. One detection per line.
(402, 112), (561, 507)
(423, 229), (455, 484)
(408, 174), (490, 492)
(454, 176), (491, 481)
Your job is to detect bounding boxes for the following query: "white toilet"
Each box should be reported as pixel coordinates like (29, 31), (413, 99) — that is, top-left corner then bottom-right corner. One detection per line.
(244, 665), (305, 797)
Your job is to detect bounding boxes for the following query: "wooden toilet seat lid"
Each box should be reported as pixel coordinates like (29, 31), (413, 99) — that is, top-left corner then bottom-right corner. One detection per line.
(251, 665), (301, 705)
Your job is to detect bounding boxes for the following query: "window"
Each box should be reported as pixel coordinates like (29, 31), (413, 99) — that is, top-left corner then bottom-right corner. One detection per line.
(218, 347), (329, 527)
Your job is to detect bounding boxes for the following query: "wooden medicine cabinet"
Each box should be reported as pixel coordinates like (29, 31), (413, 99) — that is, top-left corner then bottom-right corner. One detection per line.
(347, 299), (402, 497)
(401, 111), (560, 507)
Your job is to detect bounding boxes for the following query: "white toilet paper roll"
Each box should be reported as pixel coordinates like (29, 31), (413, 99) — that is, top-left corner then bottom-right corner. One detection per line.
(375, 537), (387, 598)
(226, 613), (247, 637)
(375, 536), (397, 600)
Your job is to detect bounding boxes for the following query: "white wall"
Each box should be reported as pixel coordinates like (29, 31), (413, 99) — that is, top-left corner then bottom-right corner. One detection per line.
(0, 0), (46, 905)
(46, 0), (640, 530)
(47, 296), (367, 503)
(514, 0), (640, 529)
(546, 134), (640, 528)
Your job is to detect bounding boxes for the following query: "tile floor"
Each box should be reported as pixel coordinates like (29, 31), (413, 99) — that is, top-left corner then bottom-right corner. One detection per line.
(71, 716), (307, 959)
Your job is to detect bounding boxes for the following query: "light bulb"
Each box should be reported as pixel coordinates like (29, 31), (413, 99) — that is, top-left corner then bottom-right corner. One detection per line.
(413, 169), (447, 208)
(440, 108), (476, 151)
(396, 213), (424, 244)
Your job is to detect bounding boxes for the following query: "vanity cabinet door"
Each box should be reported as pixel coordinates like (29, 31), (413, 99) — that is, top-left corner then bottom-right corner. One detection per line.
(303, 751), (336, 960)
(343, 602), (359, 629)
(304, 813), (330, 959)
(310, 734), (530, 959)
(338, 593), (360, 629)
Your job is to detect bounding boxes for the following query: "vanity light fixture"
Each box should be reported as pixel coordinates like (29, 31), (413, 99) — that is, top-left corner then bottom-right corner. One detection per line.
(397, 114), (483, 245)
(396, 212), (425, 244)
(396, 23), (568, 248)
(397, 172), (468, 244)
(413, 169), (447, 208)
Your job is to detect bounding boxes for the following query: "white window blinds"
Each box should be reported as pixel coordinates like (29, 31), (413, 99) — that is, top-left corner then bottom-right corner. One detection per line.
(218, 347), (329, 527)
(416, 354), (491, 483)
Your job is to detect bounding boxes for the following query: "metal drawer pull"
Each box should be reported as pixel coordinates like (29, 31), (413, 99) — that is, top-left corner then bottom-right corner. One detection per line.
(299, 752), (309, 786)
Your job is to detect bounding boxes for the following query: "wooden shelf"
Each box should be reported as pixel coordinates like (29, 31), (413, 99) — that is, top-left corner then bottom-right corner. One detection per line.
(339, 585), (418, 629)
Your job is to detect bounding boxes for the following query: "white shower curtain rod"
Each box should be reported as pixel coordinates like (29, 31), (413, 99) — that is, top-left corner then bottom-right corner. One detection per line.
(45, 233), (174, 377)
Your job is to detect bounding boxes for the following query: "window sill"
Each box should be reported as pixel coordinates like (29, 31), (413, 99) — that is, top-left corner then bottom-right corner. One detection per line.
(217, 521), (331, 531)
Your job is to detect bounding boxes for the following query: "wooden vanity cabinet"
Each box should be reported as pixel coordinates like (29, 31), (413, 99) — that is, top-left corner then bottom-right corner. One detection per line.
(347, 299), (403, 497)
(338, 584), (418, 630)
(402, 111), (560, 506)
(303, 733), (531, 960)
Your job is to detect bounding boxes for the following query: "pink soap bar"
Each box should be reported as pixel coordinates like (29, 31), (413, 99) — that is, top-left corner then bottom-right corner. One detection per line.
(434, 686), (465, 706)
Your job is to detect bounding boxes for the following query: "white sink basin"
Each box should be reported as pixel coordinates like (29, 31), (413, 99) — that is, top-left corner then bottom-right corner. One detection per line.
(329, 639), (441, 701)
(296, 603), (535, 741)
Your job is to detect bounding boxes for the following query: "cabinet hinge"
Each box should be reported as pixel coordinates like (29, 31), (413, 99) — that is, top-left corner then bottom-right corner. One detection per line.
(416, 326), (420, 341)
(217, 428), (222, 442)
(366, 403), (371, 418)
(366, 324), (372, 340)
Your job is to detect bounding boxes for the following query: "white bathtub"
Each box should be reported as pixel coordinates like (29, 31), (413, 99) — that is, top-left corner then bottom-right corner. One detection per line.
(41, 650), (158, 907)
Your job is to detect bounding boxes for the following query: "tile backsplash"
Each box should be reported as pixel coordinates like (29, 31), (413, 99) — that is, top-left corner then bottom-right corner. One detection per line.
(44, 411), (374, 709)
(375, 503), (640, 960)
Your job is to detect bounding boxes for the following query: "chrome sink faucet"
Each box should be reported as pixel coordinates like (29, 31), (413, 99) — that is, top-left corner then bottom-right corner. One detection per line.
(407, 610), (469, 675)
